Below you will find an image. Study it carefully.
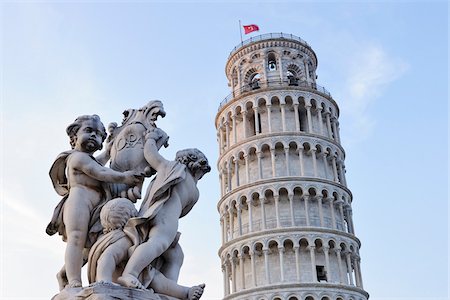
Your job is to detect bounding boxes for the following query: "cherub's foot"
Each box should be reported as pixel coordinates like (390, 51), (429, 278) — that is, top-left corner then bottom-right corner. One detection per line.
(117, 274), (145, 289)
(56, 270), (68, 291)
(188, 283), (205, 300)
(66, 280), (82, 288)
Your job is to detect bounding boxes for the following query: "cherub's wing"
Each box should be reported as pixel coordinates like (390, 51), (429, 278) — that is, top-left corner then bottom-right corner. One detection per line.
(49, 150), (74, 196)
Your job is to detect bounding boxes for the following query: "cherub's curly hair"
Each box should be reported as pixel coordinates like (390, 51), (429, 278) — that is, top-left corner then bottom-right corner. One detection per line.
(175, 148), (211, 178)
(66, 114), (107, 149)
(100, 198), (138, 233)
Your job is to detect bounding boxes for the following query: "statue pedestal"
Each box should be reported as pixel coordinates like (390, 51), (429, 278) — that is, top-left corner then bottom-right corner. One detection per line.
(52, 282), (178, 300)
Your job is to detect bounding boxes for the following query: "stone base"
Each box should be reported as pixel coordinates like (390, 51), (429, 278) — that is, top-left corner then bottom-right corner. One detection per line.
(52, 282), (179, 300)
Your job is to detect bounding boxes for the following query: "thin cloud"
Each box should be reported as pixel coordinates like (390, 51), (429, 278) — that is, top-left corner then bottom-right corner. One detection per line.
(339, 43), (409, 145)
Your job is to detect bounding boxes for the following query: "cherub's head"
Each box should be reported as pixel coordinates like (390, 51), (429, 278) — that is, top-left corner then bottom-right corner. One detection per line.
(66, 115), (107, 152)
(100, 198), (138, 233)
(175, 148), (211, 180)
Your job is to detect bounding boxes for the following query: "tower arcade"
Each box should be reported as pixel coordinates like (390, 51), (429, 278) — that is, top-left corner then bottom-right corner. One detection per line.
(215, 33), (369, 300)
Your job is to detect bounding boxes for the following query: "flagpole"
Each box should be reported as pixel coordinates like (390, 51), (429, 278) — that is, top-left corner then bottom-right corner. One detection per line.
(239, 20), (243, 44)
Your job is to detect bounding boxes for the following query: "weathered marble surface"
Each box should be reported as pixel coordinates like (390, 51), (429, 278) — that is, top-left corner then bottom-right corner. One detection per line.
(52, 282), (177, 300)
(47, 102), (208, 300)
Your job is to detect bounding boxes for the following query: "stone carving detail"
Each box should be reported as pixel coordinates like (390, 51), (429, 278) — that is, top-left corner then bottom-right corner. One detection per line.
(47, 101), (208, 300)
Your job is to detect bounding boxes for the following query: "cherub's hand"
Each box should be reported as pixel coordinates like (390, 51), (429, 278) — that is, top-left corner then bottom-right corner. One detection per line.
(145, 128), (161, 141)
(123, 171), (143, 186)
(155, 128), (169, 150)
(145, 127), (169, 149)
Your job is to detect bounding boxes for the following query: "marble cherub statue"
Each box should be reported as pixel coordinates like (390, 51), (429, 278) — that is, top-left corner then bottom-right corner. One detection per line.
(88, 198), (205, 300)
(115, 127), (211, 292)
(46, 114), (143, 289)
(94, 100), (188, 284)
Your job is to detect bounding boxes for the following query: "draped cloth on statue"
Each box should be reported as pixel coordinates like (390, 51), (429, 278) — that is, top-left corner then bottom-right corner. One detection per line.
(46, 150), (112, 248)
(124, 160), (186, 251)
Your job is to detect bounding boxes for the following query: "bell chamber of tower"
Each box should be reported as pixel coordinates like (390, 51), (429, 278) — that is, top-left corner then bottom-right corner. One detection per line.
(215, 33), (369, 300)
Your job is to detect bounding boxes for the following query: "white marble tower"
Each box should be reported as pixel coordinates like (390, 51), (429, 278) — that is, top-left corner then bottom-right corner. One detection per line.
(215, 33), (369, 300)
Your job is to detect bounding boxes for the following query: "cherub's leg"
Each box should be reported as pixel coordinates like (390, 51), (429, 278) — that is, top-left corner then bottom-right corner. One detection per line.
(119, 203), (180, 287)
(56, 265), (68, 291)
(95, 238), (131, 283)
(63, 200), (90, 288)
(150, 270), (205, 300)
(118, 224), (178, 287)
(160, 242), (184, 282)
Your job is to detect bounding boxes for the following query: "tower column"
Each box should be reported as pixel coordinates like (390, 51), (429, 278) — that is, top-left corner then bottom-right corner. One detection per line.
(289, 193), (295, 226)
(304, 195), (310, 226)
(329, 198), (337, 230)
(249, 250), (257, 287)
(227, 160), (232, 191)
(232, 113), (237, 145)
(231, 257), (237, 292)
(242, 110), (248, 138)
(253, 107), (260, 134)
(332, 156), (339, 182)
(323, 245), (331, 282)
(311, 148), (318, 177)
(239, 254), (245, 290)
(244, 154), (250, 184)
(225, 120), (230, 149)
(223, 211), (229, 243)
(317, 107), (324, 135)
(356, 256), (364, 288)
(352, 255), (361, 287)
(322, 151), (329, 179)
(309, 245), (317, 281)
(345, 205), (355, 234)
(345, 251), (354, 286)
(234, 157), (240, 187)
(285, 146), (290, 176)
(248, 199), (253, 233)
(223, 262), (230, 295)
(325, 112), (333, 139)
(267, 104), (272, 133)
(294, 245), (301, 281)
(236, 204), (242, 236)
(263, 248), (270, 284)
(335, 120), (342, 143)
(274, 195), (280, 228)
(257, 151), (263, 180)
(278, 246), (285, 282)
(332, 117), (340, 143)
(317, 195), (324, 227)
(220, 215), (225, 244)
(335, 248), (345, 284)
(260, 198), (266, 230)
(294, 103), (300, 131)
(281, 103), (286, 131)
(298, 146), (305, 176)
(306, 104), (313, 133)
(337, 200), (345, 231)
(218, 125), (224, 153)
(229, 207), (234, 239)
(270, 147), (276, 177)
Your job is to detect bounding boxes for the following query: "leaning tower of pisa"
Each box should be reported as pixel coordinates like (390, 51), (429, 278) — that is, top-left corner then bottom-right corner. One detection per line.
(215, 33), (369, 300)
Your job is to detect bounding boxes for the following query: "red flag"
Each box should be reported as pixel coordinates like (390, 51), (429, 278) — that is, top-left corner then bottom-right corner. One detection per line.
(243, 24), (259, 34)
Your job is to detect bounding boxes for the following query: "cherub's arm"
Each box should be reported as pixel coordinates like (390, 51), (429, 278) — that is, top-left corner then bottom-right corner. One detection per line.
(143, 128), (170, 172)
(71, 152), (141, 186)
(180, 198), (198, 218)
(96, 123), (117, 166)
(95, 144), (111, 166)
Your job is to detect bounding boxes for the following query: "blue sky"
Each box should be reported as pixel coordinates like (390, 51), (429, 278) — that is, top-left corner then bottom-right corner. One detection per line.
(1, 1), (448, 299)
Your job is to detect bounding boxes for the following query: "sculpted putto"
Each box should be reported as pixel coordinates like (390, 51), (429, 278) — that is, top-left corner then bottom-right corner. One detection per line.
(47, 103), (208, 300)
(47, 115), (142, 289)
